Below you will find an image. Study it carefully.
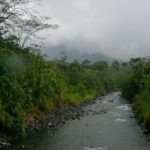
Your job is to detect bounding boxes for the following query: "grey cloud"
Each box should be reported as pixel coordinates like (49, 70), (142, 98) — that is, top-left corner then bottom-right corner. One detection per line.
(32, 0), (150, 60)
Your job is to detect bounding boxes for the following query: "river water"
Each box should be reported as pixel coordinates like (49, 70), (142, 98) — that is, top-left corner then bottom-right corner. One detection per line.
(7, 92), (150, 150)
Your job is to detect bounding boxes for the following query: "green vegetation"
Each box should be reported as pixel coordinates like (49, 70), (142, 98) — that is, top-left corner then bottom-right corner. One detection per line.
(120, 57), (150, 128)
(0, 36), (121, 136)
(1, 0), (150, 138)
(0, 0), (118, 137)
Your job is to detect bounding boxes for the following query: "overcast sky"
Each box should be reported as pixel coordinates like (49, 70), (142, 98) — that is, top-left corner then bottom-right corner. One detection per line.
(32, 0), (150, 60)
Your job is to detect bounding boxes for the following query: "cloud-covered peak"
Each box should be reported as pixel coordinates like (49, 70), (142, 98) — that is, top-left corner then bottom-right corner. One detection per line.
(32, 0), (150, 60)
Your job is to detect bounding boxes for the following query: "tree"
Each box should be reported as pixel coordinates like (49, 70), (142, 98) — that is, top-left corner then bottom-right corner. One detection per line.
(111, 60), (120, 70)
(67, 60), (82, 85)
(121, 62), (128, 67)
(59, 51), (68, 63)
(0, 0), (58, 48)
(82, 59), (91, 68)
(129, 57), (142, 66)
(11, 16), (58, 48)
(0, 0), (30, 37)
(93, 61), (109, 71)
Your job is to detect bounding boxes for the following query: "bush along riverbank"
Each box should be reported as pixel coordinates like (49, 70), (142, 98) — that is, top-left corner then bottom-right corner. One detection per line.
(120, 57), (150, 136)
(0, 37), (121, 142)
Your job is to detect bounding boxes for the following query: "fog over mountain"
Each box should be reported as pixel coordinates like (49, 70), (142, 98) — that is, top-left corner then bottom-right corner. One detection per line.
(43, 45), (115, 63)
(31, 0), (150, 61)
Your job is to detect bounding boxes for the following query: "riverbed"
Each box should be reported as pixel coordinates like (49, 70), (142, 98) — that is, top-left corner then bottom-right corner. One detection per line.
(6, 92), (150, 150)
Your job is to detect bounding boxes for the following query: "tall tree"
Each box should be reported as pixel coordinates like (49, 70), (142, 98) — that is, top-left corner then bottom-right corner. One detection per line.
(0, 0), (58, 48)
(93, 61), (109, 71)
(82, 59), (91, 68)
(0, 0), (30, 37)
(12, 15), (58, 48)
(111, 60), (120, 70)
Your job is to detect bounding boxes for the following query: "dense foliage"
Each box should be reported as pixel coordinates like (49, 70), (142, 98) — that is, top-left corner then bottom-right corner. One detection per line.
(0, 0), (121, 137)
(120, 57), (150, 128)
(0, 36), (121, 136)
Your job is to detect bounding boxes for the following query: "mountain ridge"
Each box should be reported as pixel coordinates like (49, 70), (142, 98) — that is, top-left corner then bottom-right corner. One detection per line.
(44, 45), (116, 63)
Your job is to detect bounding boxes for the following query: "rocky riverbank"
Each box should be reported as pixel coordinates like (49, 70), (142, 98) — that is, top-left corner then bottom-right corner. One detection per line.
(4, 92), (150, 150)
(0, 96), (100, 149)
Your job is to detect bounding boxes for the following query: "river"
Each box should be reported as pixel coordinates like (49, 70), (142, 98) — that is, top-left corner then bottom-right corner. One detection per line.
(6, 92), (150, 150)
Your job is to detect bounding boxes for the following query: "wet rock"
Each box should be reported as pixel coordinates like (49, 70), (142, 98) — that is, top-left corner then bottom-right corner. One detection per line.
(64, 116), (70, 120)
(71, 116), (76, 120)
(0, 141), (10, 147)
(108, 100), (114, 102)
(130, 115), (135, 118)
(86, 112), (89, 115)
(61, 121), (66, 124)
(47, 122), (54, 127)
(143, 128), (149, 134)
(21, 145), (25, 149)
(146, 134), (150, 141)
(91, 101), (96, 104)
